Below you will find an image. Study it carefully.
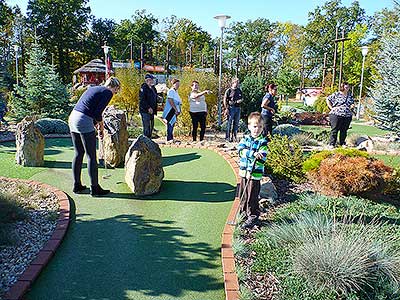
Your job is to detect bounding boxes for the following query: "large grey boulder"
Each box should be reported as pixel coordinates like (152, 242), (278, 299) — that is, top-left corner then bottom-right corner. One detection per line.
(15, 116), (45, 167)
(102, 106), (129, 168)
(125, 135), (164, 196)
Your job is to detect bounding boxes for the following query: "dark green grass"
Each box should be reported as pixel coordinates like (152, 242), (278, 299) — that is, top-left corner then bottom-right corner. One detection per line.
(373, 154), (400, 168)
(300, 123), (392, 137)
(0, 139), (236, 300)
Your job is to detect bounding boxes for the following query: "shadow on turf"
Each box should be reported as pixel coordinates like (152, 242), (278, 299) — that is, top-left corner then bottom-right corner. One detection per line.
(163, 152), (201, 167)
(27, 211), (223, 300)
(108, 180), (236, 202)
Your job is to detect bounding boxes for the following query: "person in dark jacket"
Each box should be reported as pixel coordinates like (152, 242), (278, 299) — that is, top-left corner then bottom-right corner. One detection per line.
(223, 77), (243, 142)
(139, 74), (158, 138)
(68, 77), (120, 197)
(261, 83), (277, 138)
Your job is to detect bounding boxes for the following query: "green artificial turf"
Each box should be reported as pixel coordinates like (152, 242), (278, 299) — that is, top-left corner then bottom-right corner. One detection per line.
(0, 139), (236, 300)
(373, 154), (400, 168)
(300, 123), (392, 137)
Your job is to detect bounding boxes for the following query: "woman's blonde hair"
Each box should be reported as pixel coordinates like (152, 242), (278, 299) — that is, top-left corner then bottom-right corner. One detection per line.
(104, 77), (121, 89)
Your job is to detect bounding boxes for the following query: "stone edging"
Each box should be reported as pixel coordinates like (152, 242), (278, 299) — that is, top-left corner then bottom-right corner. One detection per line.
(160, 143), (241, 300)
(2, 178), (70, 300)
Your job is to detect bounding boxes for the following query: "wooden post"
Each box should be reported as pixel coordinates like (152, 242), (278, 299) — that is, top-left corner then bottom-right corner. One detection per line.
(331, 26), (338, 89)
(140, 43), (144, 70)
(338, 28), (345, 89)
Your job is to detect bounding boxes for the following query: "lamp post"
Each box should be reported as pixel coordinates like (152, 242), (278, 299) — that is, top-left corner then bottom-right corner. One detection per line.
(214, 14), (231, 127)
(102, 42), (111, 80)
(13, 45), (19, 85)
(356, 46), (368, 120)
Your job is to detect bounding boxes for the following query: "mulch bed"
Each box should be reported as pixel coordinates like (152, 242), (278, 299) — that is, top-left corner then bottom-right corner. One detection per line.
(0, 178), (59, 298)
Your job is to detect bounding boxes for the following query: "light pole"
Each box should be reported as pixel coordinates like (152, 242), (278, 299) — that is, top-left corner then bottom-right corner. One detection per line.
(214, 14), (231, 127)
(356, 46), (368, 120)
(14, 45), (19, 85)
(102, 42), (111, 80)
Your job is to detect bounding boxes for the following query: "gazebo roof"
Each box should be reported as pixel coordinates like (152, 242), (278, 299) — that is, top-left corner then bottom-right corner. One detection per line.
(74, 59), (106, 74)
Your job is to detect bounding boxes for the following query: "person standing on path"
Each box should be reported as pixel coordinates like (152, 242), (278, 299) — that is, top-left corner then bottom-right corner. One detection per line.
(189, 80), (211, 142)
(223, 78), (243, 142)
(68, 77), (120, 196)
(237, 112), (268, 229)
(139, 74), (158, 138)
(162, 78), (182, 142)
(326, 82), (354, 148)
(261, 83), (277, 138)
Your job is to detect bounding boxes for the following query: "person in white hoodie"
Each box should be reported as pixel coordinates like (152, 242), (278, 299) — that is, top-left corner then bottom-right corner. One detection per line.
(162, 78), (182, 142)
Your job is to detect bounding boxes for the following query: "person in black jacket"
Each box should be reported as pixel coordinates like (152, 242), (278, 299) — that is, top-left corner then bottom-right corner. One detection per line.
(68, 77), (120, 196)
(139, 74), (158, 138)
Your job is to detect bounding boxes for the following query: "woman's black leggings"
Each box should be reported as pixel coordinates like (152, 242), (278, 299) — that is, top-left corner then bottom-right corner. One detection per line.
(190, 111), (207, 141)
(71, 131), (98, 187)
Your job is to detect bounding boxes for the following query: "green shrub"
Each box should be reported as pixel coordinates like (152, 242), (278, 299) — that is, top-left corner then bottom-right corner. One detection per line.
(35, 118), (70, 134)
(314, 129), (330, 143)
(291, 132), (319, 147)
(303, 148), (369, 173)
(272, 124), (303, 138)
(266, 135), (305, 183)
(127, 126), (143, 139)
(313, 95), (329, 113)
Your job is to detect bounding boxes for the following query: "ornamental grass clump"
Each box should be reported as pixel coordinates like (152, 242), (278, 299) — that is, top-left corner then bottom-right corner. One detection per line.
(293, 223), (400, 297)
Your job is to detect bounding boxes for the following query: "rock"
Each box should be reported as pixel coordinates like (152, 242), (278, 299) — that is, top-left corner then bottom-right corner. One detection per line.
(101, 106), (129, 168)
(15, 117), (45, 167)
(259, 176), (278, 208)
(356, 136), (374, 152)
(125, 135), (164, 196)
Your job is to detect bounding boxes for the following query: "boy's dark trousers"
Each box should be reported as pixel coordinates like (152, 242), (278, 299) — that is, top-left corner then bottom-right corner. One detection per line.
(238, 177), (260, 218)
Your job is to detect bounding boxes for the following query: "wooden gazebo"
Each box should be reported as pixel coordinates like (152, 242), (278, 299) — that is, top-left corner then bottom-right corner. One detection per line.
(73, 59), (110, 86)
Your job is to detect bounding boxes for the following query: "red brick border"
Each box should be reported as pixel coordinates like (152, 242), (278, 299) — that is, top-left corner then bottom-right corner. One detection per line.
(1, 177), (71, 300)
(160, 143), (241, 300)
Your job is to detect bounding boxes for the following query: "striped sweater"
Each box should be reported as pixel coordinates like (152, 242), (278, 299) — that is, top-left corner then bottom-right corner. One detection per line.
(237, 134), (268, 180)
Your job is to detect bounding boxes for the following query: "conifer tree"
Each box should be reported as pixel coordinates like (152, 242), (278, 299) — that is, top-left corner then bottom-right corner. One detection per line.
(11, 42), (70, 121)
(371, 33), (400, 133)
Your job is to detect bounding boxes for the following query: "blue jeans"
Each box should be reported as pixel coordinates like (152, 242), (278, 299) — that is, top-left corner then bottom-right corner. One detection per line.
(167, 123), (174, 141)
(140, 112), (154, 138)
(226, 106), (241, 140)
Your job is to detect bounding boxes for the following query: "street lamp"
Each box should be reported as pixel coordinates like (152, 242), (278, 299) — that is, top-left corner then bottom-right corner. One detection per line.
(356, 45), (369, 120)
(102, 43), (111, 80)
(214, 14), (231, 126)
(13, 45), (19, 85)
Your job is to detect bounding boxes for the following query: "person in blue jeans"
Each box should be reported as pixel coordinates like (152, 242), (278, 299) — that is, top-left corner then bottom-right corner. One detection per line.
(223, 78), (243, 142)
(261, 83), (277, 138)
(162, 78), (182, 142)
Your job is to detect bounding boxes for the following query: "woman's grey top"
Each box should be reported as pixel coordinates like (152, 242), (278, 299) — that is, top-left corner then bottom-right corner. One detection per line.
(68, 110), (95, 133)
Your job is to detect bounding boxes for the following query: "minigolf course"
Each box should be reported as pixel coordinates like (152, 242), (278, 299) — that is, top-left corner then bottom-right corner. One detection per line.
(0, 138), (236, 300)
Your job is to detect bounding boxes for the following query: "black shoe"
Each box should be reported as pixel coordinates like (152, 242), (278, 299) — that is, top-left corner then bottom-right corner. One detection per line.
(91, 185), (110, 197)
(73, 184), (88, 194)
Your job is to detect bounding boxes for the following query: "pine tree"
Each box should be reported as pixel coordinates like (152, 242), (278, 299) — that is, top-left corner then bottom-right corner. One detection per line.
(11, 42), (71, 121)
(371, 33), (400, 133)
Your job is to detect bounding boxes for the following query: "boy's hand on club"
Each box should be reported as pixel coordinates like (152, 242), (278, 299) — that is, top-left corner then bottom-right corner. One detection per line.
(254, 152), (264, 160)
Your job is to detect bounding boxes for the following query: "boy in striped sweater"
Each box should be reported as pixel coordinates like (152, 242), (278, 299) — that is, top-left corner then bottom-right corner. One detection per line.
(237, 112), (268, 229)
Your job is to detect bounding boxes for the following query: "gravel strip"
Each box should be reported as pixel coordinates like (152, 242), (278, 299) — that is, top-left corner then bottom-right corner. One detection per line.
(0, 178), (59, 298)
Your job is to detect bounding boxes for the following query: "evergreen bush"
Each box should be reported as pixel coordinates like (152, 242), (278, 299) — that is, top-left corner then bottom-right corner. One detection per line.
(265, 135), (305, 183)
(35, 118), (70, 134)
(10, 43), (71, 121)
(272, 124), (302, 138)
(310, 155), (393, 196)
(240, 74), (266, 119)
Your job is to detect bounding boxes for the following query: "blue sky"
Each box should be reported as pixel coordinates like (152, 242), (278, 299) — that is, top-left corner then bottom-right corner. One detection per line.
(6, 0), (394, 37)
